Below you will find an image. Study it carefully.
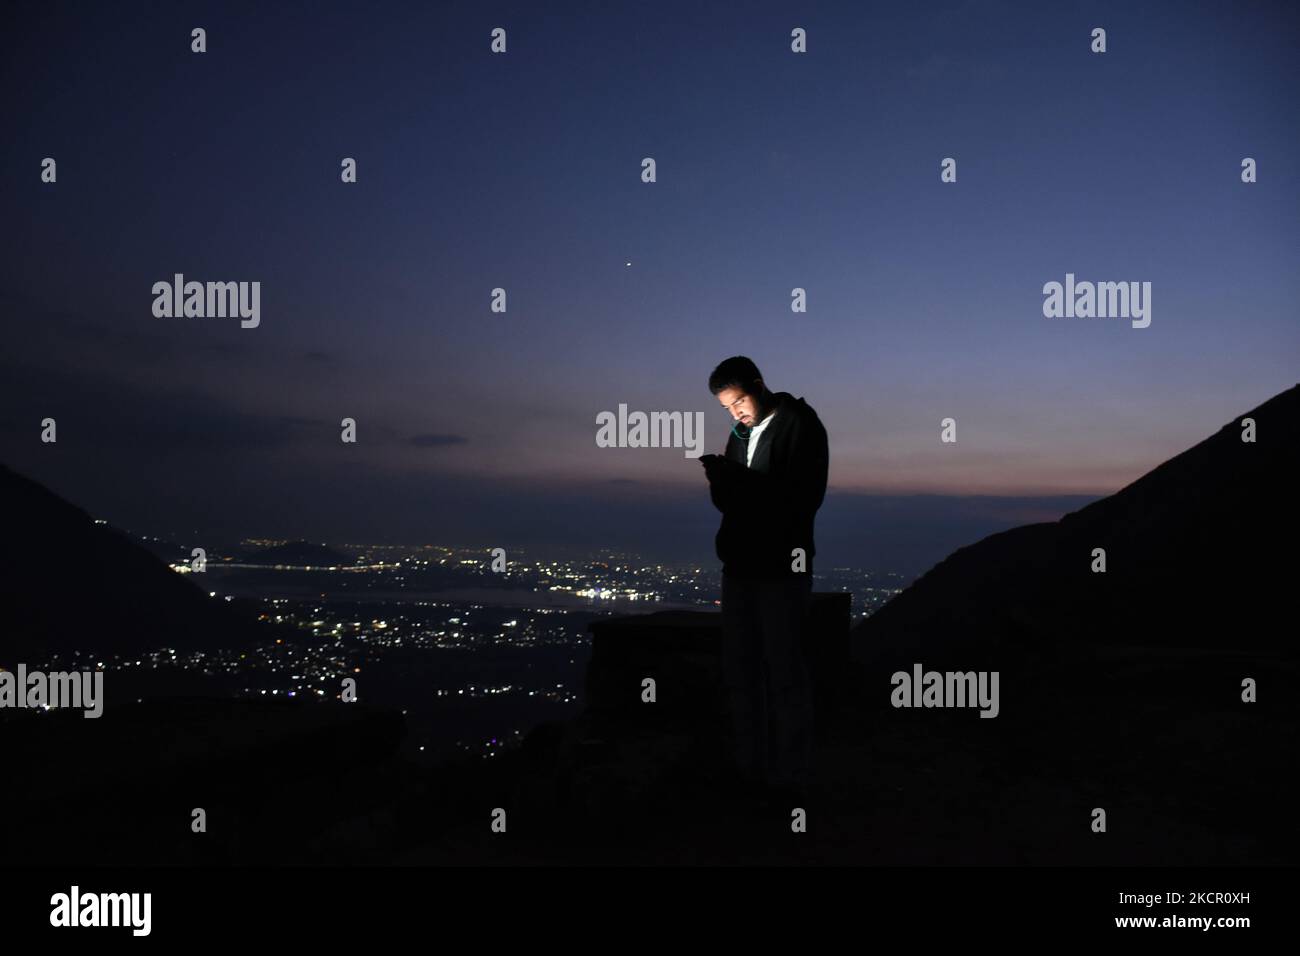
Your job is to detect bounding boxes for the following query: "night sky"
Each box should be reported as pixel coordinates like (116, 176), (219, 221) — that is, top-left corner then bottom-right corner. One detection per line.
(2, 1), (1296, 573)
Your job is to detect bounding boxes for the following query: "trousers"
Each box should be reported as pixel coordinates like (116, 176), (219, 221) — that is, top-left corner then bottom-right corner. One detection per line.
(720, 571), (815, 790)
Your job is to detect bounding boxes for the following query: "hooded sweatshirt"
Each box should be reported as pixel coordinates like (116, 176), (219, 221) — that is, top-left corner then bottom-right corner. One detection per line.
(708, 390), (829, 578)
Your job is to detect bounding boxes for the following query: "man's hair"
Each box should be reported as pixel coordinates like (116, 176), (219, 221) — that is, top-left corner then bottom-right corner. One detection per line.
(708, 356), (764, 396)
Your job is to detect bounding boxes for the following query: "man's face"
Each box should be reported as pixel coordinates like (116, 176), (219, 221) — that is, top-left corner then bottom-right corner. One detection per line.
(717, 385), (761, 426)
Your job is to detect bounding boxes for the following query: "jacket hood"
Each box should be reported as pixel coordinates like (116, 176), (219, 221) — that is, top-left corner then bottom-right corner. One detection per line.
(773, 391), (814, 419)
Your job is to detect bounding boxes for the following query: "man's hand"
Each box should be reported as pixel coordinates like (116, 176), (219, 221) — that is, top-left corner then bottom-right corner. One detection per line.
(700, 453), (741, 483)
(702, 455), (746, 516)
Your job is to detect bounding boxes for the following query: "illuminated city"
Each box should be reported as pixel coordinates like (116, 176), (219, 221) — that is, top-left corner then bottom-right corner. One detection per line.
(34, 533), (907, 763)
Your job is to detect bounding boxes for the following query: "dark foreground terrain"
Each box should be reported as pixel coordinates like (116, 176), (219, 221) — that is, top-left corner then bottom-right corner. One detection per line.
(3, 385), (1297, 865)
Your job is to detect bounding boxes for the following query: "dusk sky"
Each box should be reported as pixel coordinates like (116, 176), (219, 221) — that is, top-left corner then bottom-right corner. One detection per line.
(2, 1), (1296, 573)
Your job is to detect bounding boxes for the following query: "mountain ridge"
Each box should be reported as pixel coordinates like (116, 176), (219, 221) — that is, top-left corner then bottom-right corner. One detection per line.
(852, 384), (1299, 664)
(0, 461), (279, 662)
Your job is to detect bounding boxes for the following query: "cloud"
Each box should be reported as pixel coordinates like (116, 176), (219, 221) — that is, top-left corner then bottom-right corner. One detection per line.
(0, 358), (334, 453)
(409, 433), (468, 447)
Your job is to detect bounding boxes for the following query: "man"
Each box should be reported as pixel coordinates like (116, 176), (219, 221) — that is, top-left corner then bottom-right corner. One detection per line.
(701, 356), (829, 804)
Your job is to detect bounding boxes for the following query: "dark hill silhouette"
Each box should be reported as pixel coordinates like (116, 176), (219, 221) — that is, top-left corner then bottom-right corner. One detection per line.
(0, 464), (409, 866)
(416, 383), (1300, 863)
(241, 540), (355, 566)
(852, 383), (1300, 668)
(0, 462), (281, 662)
(2, 386), (1296, 865)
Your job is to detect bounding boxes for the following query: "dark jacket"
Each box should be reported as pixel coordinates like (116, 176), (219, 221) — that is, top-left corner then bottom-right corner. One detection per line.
(708, 391), (829, 578)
